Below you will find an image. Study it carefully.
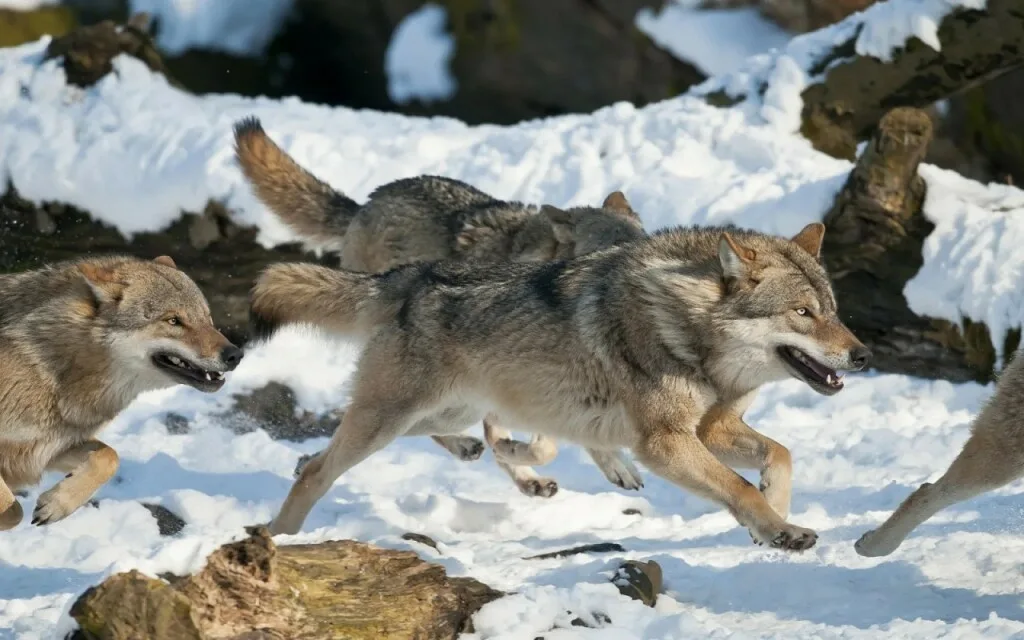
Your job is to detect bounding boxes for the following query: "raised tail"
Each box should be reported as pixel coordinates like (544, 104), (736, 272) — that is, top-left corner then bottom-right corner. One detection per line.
(233, 117), (359, 250)
(249, 262), (386, 343)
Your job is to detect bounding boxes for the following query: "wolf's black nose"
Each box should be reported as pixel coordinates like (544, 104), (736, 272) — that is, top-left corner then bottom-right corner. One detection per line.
(221, 345), (244, 370)
(850, 345), (872, 370)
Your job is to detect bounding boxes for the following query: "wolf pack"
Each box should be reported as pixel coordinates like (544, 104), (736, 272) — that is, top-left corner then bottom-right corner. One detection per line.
(0, 116), (1020, 571)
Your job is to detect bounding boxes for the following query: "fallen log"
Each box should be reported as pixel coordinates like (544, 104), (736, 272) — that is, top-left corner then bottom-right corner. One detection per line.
(69, 526), (502, 640)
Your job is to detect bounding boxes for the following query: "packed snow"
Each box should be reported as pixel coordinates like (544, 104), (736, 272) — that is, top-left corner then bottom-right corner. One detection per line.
(384, 3), (457, 106)
(2, 2), (1024, 634)
(127, 0), (294, 57)
(635, 1), (791, 77)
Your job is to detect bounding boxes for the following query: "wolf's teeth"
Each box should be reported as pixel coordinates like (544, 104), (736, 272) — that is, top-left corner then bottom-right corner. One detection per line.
(826, 374), (833, 384)
(836, 372), (845, 380)
(214, 372), (224, 381)
(205, 373), (212, 381)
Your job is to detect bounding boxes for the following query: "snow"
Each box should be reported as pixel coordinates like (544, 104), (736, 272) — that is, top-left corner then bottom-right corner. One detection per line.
(4, 328), (1024, 639)
(0, 0), (58, 10)
(635, 1), (792, 77)
(127, 0), (294, 57)
(695, 0), (988, 133)
(2, 5), (1024, 633)
(385, 3), (457, 106)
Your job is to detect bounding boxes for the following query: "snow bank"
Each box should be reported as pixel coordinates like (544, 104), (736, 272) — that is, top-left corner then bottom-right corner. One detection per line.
(128, 0), (293, 57)
(385, 3), (457, 106)
(695, 0), (988, 133)
(635, 0), (791, 77)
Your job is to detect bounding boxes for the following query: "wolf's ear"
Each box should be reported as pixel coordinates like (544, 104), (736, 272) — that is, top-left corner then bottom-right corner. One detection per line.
(78, 263), (125, 306)
(790, 222), (825, 259)
(602, 191), (643, 227)
(541, 205), (575, 244)
(718, 232), (756, 280)
(153, 255), (177, 269)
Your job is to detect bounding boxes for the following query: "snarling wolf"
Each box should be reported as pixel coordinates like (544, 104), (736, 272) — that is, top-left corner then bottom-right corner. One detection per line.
(234, 116), (647, 498)
(0, 256), (243, 530)
(250, 222), (870, 549)
(856, 351), (1024, 557)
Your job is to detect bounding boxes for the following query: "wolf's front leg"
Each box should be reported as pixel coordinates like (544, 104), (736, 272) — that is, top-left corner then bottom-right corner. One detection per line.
(32, 440), (119, 526)
(586, 448), (644, 490)
(698, 410), (792, 519)
(484, 416), (560, 497)
(0, 476), (23, 531)
(636, 426), (815, 552)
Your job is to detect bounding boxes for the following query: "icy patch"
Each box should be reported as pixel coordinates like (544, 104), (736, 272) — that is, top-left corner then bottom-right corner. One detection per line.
(904, 165), (1024, 365)
(128, 0), (294, 57)
(635, 1), (791, 77)
(385, 3), (457, 105)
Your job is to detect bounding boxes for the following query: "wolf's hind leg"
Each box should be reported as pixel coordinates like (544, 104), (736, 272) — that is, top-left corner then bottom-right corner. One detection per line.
(856, 428), (1024, 557)
(0, 476), (22, 531)
(484, 417), (560, 498)
(33, 440), (119, 526)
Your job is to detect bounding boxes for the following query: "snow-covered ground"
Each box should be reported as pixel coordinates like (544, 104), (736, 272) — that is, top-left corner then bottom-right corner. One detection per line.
(3, 0), (1024, 636)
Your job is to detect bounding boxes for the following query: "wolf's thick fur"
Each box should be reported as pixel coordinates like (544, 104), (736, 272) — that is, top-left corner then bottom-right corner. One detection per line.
(235, 116), (647, 497)
(0, 256), (242, 530)
(855, 352), (1024, 557)
(251, 223), (871, 548)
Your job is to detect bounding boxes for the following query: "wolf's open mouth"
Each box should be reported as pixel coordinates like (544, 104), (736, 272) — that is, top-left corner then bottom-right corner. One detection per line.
(152, 352), (225, 391)
(777, 346), (844, 395)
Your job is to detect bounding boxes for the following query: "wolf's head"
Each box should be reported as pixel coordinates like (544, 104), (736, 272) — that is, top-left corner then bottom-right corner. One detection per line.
(77, 256), (242, 394)
(512, 191), (646, 261)
(709, 223), (870, 395)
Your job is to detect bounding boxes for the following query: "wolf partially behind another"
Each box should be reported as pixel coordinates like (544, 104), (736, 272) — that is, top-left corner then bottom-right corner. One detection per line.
(234, 116), (647, 498)
(251, 222), (871, 548)
(0, 256), (243, 530)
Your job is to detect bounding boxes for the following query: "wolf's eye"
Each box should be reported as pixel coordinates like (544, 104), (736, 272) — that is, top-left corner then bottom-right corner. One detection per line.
(795, 308), (808, 316)
(167, 316), (181, 326)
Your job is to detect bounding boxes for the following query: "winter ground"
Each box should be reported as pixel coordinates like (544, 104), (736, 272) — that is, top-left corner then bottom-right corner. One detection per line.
(3, 0), (1024, 636)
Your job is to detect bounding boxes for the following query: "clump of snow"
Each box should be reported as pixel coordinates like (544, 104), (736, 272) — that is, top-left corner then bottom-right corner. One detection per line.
(695, 0), (989, 132)
(904, 166), (1024, 364)
(635, 1), (792, 77)
(385, 3), (457, 106)
(128, 0), (294, 57)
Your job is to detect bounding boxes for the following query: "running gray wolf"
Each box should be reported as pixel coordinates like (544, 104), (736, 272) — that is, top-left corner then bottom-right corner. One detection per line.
(250, 222), (871, 549)
(855, 351), (1024, 557)
(234, 116), (647, 498)
(0, 256), (243, 531)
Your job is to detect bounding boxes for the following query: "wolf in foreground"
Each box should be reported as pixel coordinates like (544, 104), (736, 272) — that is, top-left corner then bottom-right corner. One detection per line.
(855, 350), (1024, 557)
(0, 256), (243, 530)
(250, 222), (871, 549)
(234, 116), (647, 498)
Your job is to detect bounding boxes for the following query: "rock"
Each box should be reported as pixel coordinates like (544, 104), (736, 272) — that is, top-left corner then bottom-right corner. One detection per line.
(611, 560), (662, 607)
(227, 382), (339, 442)
(524, 542), (626, 560)
(70, 527), (503, 639)
(163, 413), (191, 435)
(141, 503), (187, 537)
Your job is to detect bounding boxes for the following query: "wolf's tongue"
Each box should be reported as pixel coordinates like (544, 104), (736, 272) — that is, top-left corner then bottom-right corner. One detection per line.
(803, 354), (836, 379)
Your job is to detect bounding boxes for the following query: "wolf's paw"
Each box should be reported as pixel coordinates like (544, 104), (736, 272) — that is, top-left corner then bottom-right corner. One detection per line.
(0, 500), (23, 531)
(854, 528), (898, 558)
(448, 436), (486, 461)
(605, 457), (644, 491)
(752, 523), (817, 551)
(519, 477), (559, 498)
(32, 486), (81, 526)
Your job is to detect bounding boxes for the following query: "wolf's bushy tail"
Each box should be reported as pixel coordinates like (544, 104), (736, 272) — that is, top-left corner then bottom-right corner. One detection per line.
(234, 117), (358, 249)
(249, 263), (386, 343)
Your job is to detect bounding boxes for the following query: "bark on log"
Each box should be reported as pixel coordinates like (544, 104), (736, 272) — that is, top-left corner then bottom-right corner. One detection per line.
(707, 0), (1024, 160)
(823, 107), (1013, 382)
(69, 527), (502, 640)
